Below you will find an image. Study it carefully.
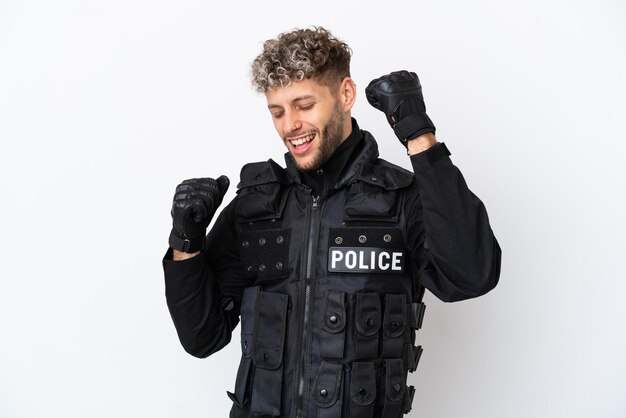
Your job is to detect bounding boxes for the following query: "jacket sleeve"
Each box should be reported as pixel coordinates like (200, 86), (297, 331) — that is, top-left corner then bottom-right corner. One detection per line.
(405, 142), (501, 302)
(162, 199), (252, 358)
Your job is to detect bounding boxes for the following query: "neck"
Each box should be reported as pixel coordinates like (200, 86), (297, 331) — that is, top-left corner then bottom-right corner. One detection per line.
(339, 113), (353, 144)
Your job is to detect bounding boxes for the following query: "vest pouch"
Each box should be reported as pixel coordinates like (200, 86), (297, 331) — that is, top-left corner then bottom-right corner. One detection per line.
(312, 361), (344, 418)
(227, 286), (260, 409)
(344, 162), (413, 223)
(321, 290), (347, 359)
(354, 292), (381, 360)
(382, 294), (407, 358)
(236, 160), (289, 222)
(249, 291), (289, 417)
(381, 359), (406, 418)
(344, 181), (398, 222)
(349, 361), (377, 418)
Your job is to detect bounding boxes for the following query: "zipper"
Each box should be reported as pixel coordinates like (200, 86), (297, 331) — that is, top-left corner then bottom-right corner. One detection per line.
(295, 194), (320, 418)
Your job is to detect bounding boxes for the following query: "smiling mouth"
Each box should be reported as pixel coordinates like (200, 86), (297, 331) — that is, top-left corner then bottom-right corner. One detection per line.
(288, 133), (316, 148)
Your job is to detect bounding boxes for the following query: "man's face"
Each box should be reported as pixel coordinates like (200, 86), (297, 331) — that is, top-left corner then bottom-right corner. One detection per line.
(266, 78), (347, 172)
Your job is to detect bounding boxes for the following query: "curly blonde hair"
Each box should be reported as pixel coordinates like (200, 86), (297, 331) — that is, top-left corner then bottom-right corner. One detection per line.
(250, 26), (352, 93)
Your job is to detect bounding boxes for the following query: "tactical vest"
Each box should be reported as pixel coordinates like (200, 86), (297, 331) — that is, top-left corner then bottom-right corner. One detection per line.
(227, 137), (426, 418)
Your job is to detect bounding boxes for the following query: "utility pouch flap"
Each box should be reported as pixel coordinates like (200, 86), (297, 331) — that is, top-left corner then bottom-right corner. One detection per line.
(321, 291), (347, 359)
(323, 290), (347, 333)
(383, 294), (406, 338)
(385, 359), (406, 402)
(312, 361), (344, 408)
(355, 293), (381, 337)
(350, 362), (377, 406)
(253, 291), (289, 370)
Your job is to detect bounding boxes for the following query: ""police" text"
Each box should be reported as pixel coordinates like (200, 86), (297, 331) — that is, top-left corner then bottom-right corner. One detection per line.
(328, 247), (404, 273)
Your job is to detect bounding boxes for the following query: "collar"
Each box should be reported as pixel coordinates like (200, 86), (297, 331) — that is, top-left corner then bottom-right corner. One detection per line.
(284, 118), (380, 193)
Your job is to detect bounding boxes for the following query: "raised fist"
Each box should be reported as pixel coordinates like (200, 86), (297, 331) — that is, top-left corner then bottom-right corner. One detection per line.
(169, 175), (230, 253)
(365, 70), (436, 146)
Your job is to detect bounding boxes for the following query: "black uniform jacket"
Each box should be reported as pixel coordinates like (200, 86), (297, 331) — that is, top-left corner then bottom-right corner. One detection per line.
(163, 119), (501, 418)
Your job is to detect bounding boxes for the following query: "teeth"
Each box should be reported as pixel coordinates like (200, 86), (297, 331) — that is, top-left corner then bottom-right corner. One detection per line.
(290, 133), (315, 146)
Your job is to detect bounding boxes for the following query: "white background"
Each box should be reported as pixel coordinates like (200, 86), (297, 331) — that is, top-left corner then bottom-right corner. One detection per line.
(1, 0), (625, 417)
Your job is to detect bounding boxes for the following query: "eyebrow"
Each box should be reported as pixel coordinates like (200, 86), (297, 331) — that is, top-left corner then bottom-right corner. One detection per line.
(267, 95), (316, 109)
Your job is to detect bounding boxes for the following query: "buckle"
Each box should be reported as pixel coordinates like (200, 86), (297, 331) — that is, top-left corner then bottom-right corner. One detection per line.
(169, 229), (204, 253)
(404, 345), (423, 372)
(409, 302), (426, 330)
(403, 385), (415, 413)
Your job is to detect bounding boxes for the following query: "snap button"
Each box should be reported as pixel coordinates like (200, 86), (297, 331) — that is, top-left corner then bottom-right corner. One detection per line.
(259, 264), (266, 272)
(358, 388), (367, 396)
(316, 168), (324, 175)
(383, 234), (392, 242)
(365, 317), (374, 327)
(358, 235), (367, 243)
(242, 240), (249, 248)
(275, 261), (283, 270)
(370, 177), (378, 182)
(329, 315), (338, 324)
(263, 353), (269, 361)
(320, 389), (328, 397)
(393, 383), (401, 392)
(391, 321), (401, 330)
(335, 236), (343, 245)
(247, 266), (253, 272)
(277, 236), (284, 244)
(258, 237), (266, 246)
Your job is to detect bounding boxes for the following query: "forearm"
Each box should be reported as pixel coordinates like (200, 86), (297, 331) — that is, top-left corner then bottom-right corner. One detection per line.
(409, 143), (501, 301)
(172, 249), (200, 261)
(407, 132), (437, 155)
(163, 248), (235, 357)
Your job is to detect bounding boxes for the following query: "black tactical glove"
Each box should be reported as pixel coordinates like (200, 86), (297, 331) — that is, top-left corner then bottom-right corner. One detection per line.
(168, 175), (230, 253)
(365, 70), (436, 147)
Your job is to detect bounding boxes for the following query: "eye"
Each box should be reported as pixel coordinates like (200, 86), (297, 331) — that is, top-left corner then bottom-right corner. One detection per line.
(271, 110), (284, 119)
(298, 103), (315, 110)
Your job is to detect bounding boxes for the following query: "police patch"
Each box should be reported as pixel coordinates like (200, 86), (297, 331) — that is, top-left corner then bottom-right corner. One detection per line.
(328, 247), (405, 273)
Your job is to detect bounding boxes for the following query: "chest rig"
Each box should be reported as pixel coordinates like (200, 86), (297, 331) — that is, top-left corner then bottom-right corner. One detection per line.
(228, 137), (426, 418)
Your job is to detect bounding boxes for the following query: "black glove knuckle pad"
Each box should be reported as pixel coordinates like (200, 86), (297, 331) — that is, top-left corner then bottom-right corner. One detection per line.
(365, 70), (436, 146)
(169, 175), (230, 252)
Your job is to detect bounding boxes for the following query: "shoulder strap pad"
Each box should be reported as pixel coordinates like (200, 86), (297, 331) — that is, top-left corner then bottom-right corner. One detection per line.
(237, 159), (288, 189)
(356, 159), (414, 190)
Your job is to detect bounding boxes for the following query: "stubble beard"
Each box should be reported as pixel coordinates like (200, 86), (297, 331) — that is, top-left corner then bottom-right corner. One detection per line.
(296, 101), (345, 172)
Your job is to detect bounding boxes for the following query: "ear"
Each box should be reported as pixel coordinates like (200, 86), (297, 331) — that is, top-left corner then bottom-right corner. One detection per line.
(338, 77), (357, 112)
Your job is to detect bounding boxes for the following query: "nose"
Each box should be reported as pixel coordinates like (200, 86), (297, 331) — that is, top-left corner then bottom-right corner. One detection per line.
(282, 110), (301, 135)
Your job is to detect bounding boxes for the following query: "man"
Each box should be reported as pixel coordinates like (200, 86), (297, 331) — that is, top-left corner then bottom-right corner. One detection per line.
(163, 26), (501, 418)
